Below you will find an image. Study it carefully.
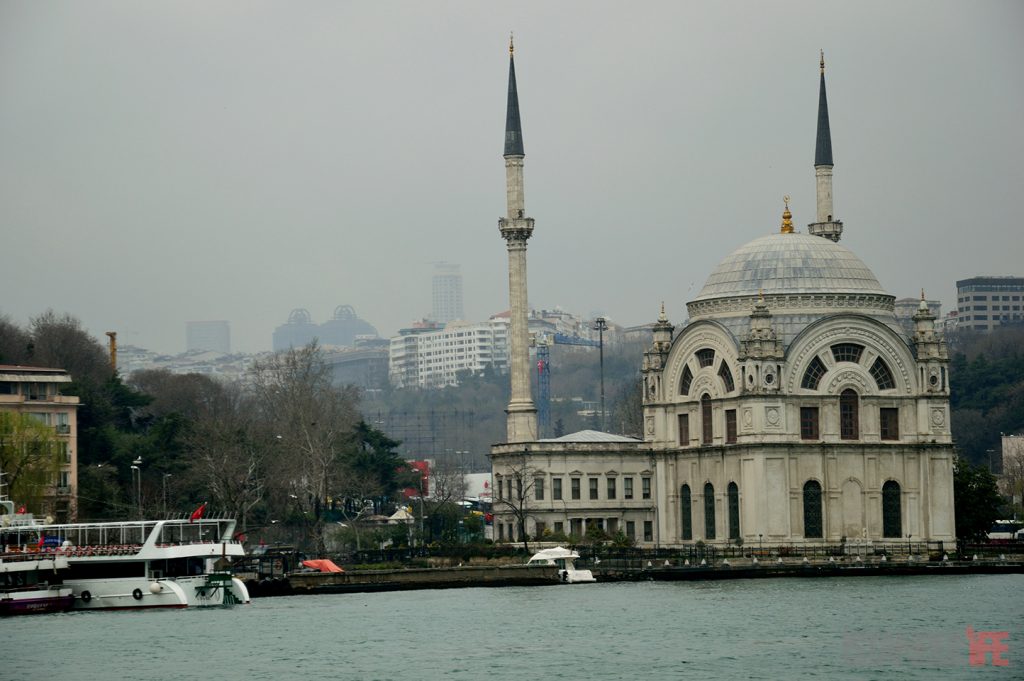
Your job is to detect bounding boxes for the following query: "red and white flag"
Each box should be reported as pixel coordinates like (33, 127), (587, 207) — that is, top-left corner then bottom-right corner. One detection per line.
(189, 502), (207, 523)
(16, 505), (26, 514)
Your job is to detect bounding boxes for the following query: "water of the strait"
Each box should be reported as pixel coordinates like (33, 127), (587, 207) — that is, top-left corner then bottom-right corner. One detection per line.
(4, 575), (1020, 680)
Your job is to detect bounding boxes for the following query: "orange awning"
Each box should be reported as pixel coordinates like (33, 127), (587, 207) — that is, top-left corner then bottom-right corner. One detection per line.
(302, 559), (344, 573)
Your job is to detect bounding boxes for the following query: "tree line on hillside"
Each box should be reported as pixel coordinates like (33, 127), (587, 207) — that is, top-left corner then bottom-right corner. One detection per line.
(1, 311), (413, 554)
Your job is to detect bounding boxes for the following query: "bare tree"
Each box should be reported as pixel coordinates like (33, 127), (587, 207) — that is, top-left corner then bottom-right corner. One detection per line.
(249, 343), (360, 554)
(492, 454), (541, 553)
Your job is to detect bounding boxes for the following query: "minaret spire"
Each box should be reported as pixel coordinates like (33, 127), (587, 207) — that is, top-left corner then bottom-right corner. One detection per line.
(498, 36), (537, 443)
(808, 50), (844, 242)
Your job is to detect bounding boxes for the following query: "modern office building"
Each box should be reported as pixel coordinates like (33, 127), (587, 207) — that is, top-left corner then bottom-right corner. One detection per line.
(186, 320), (231, 354)
(431, 263), (465, 324)
(955, 276), (1024, 332)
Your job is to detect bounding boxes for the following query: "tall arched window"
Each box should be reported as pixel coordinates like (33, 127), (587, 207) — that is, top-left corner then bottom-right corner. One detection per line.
(840, 389), (859, 440)
(681, 485), (692, 540)
(727, 482), (740, 540)
(803, 480), (823, 538)
(882, 480), (902, 538)
(680, 365), (693, 395)
(703, 482), (716, 540)
(701, 394), (713, 444)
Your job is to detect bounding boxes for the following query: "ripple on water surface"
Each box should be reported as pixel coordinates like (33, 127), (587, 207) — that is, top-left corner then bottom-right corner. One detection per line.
(5, 575), (1021, 680)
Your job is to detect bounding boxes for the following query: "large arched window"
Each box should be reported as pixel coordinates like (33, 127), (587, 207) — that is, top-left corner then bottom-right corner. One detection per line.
(718, 362), (735, 393)
(703, 482), (716, 540)
(801, 356), (828, 390)
(803, 480), (823, 538)
(679, 365), (694, 395)
(840, 389), (859, 440)
(869, 357), (895, 390)
(701, 394), (713, 444)
(882, 480), (902, 538)
(727, 482), (740, 540)
(681, 484), (692, 540)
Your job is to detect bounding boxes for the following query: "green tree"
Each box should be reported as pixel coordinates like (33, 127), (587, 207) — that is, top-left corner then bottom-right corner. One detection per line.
(953, 457), (1005, 542)
(0, 412), (63, 511)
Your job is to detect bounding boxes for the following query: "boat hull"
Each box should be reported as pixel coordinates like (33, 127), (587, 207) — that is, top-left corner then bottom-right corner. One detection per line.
(0, 589), (75, 615)
(67, 575), (250, 610)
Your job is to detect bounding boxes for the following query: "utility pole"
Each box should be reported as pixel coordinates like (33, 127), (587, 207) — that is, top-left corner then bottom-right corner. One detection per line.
(593, 317), (608, 432)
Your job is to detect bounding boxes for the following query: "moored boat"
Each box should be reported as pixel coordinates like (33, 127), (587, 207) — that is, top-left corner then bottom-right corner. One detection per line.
(1, 514), (251, 610)
(0, 552), (75, 615)
(527, 546), (597, 583)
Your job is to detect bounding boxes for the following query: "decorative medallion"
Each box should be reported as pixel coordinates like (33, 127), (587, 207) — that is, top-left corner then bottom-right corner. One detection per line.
(930, 408), (945, 427)
(765, 406), (781, 427)
(646, 416), (655, 435)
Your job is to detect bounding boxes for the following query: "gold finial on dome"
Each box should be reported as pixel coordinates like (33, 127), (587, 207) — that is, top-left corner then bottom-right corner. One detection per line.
(820, 49), (825, 74)
(509, 32), (514, 56)
(780, 195), (794, 233)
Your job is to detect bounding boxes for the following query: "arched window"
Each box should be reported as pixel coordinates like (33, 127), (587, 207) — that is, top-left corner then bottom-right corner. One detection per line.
(718, 362), (735, 393)
(703, 482), (716, 540)
(680, 485), (692, 540)
(831, 343), (865, 364)
(701, 394), (713, 444)
(727, 482), (740, 540)
(869, 357), (895, 390)
(680, 365), (693, 395)
(696, 348), (716, 368)
(882, 480), (902, 538)
(803, 480), (823, 538)
(840, 389), (859, 440)
(801, 356), (828, 390)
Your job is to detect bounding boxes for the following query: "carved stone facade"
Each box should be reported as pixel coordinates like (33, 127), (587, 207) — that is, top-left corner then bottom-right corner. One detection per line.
(641, 240), (956, 546)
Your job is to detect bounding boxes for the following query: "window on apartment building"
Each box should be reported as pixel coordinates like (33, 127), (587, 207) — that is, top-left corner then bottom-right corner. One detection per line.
(495, 477), (503, 501)
(607, 518), (618, 534)
(553, 478), (563, 501)
(678, 414), (689, 446)
(642, 476), (651, 500)
(498, 524), (505, 541)
(534, 477), (544, 501)
(570, 518), (583, 537)
(626, 521), (636, 540)
(880, 408), (900, 441)
(589, 478), (599, 500)
(624, 477), (634, 499)
(534, 521), (546, 539)
(643, 521), (653, 542)
(553, 521), (564, 535)
(800, 407), (820, 440)
(681, 484), (692, 540)
(607, 477), (616, 500)
(515, 478), (522, 500)
(571, 478), (581, 500)
(0, 382), (14, 395)
(725, 409), (737, 444)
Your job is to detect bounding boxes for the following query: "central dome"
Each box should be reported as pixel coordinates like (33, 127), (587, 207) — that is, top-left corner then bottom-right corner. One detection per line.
(692, 233), (886, 302)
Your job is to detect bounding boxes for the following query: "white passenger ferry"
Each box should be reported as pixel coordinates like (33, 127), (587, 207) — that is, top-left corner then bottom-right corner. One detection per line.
(0, 515), (251, 610)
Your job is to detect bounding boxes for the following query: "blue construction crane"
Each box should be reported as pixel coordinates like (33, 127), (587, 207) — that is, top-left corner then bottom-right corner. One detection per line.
(534, 333), (601, 438)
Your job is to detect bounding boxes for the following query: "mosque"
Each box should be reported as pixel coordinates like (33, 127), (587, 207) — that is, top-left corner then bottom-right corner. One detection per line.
(490, 44), (956, 548)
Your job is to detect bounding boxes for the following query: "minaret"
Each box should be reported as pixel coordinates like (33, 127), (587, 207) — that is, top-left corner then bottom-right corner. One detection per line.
(498, 36), (538, 442)
(808, 51), (844, 242)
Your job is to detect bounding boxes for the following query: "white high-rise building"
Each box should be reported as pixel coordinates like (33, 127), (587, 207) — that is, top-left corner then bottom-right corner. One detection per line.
(431, 263), (464, 324)
(388, 317), (509, 389)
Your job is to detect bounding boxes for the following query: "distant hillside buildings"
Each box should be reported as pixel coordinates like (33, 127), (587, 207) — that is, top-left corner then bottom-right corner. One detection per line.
(272, 305), (378, 351)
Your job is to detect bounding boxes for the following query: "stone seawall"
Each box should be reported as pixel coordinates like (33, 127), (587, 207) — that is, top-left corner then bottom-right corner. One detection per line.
(247, 564), (558, 597)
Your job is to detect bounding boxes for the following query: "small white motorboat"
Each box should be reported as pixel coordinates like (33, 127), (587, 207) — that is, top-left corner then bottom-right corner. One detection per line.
(527, 547), (596, 583)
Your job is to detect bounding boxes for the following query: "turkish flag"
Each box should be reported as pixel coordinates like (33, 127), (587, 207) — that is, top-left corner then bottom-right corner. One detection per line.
(16, 506), (26, 514)
(189, 502), (207, 523)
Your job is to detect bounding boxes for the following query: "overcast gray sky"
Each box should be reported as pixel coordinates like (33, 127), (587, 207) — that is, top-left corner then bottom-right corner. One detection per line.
(2, 1), (1021, 354)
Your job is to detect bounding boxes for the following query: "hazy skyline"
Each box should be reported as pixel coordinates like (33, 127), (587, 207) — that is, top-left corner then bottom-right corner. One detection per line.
(3, 2), (1022, 354)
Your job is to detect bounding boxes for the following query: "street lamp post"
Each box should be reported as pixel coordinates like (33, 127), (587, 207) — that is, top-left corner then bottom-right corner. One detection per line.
(162, 473), (172, 518)
(130, 457), (142, 520)
(593, 317), (608, 432)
